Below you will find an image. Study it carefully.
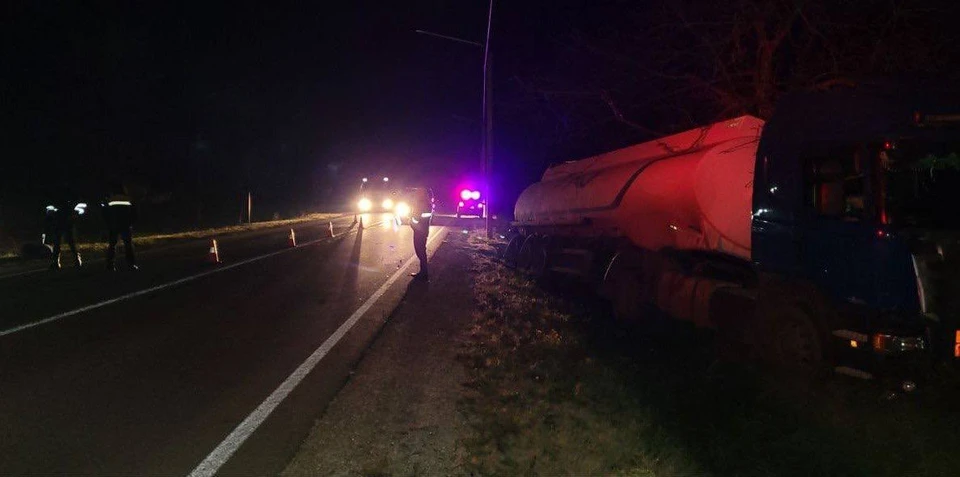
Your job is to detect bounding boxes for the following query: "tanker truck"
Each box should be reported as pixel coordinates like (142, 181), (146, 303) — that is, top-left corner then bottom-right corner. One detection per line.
(506, 83), (960, 381)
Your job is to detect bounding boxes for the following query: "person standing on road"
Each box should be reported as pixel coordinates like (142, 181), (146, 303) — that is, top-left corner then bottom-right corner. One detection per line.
(406, 187), (434, 280)
(42, 202), (58, 252)
(47, 186), (85, 270)
(102, 181), (138, 271)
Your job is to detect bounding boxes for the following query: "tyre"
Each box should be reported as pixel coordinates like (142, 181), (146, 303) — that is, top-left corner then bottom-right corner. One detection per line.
(517, 235), (540, 271)
(502, 234), (524, 268)
(610, 271), (642, 322)
(602, 251), (644, 322)
(758, 294), (826, 373)
(528, 237), (549, 277)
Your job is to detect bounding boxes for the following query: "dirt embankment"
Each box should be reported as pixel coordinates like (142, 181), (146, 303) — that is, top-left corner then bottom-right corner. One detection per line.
(285, 233), (960, 477)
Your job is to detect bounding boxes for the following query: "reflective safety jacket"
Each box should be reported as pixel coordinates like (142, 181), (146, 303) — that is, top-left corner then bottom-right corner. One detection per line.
(102, 193), (138, 227)
(408, 188), (434, 229)
(47, 196), (86, 226)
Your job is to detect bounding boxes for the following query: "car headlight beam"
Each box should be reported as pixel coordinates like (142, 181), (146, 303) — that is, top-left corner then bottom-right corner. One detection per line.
(358, 198), (373, 212)
(395, 202), (411, 218)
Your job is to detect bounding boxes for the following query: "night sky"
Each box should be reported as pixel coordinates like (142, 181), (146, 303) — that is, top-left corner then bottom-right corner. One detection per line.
(3, 1), (958, 234)
(2, 2), (597, 213)
(4, 2), (506, 212)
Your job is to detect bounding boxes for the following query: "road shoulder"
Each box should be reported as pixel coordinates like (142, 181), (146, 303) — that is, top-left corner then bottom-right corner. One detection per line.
(281, 230), (473, 476)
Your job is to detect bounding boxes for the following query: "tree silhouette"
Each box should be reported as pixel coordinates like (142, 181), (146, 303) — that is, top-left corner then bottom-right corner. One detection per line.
(510, 0), (960, 143)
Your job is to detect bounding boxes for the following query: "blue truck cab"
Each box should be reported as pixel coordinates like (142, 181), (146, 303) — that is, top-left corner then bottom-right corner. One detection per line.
(751, 81), (960, 379)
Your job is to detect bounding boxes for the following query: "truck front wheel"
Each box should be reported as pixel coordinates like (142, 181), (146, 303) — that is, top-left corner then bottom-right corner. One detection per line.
(759, 298), (825, 373)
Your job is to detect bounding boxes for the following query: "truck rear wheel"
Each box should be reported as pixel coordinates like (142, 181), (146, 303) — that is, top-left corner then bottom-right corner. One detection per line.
(502, 234), (523, 268)
(529, 237), (550, 277)
(518, 235), (549, 277)
(517, 235), (539, 271)
(610, 272), (642, 322)
(602, 251), (646, 322)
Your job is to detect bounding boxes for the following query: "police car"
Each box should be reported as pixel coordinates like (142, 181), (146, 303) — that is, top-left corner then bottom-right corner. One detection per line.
(456, 188), (484, 218)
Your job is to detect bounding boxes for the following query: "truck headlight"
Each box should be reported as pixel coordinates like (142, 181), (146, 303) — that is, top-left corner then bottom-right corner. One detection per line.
(872, 333), (926, 354)
(358, 198), (372, 212)
(382, 198), (394, 210)
(395, 202), (411, 218)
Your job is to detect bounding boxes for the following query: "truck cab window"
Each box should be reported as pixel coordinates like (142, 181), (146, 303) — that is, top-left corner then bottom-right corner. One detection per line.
(880, 139), (960, 229)
(803, 146), (867, 220)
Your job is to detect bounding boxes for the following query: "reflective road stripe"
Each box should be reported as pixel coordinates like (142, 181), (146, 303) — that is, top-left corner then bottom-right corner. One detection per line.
(188, 226), (447, 477)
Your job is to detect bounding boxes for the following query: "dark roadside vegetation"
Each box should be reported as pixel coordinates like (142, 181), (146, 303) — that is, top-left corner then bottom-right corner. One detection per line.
(1, 208), (350, 263)
(0, 195), (354, 260)
(458, 235), (960, 476)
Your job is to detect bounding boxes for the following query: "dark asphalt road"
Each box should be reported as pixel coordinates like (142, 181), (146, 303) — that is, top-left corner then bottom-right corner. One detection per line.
(0, 213), (451, 475)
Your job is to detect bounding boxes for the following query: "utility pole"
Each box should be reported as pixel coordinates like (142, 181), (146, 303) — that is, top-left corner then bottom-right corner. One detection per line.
(481, 0), (494, 238)
(415, 0), (495, 238)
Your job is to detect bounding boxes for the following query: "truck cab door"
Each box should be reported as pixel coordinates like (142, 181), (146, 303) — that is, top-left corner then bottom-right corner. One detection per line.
(795, 146), (881, 306)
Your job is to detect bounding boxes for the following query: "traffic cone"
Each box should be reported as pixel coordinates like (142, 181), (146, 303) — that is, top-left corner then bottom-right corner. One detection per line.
(328, 221), (334, 237)
(288, 228), (297, 247)
(207, 239), (221, 264)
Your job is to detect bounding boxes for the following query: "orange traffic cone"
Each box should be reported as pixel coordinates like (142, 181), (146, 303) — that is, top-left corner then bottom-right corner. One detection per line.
(288, 228), (297, 247)
(207, 239), (221, 264)
(328, 221), (334, 237)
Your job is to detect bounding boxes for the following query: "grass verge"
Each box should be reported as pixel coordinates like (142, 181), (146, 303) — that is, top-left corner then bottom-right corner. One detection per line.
(458, 235), (960, 477)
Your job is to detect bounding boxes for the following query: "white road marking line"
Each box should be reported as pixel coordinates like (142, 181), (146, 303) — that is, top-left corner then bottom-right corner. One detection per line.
(0, 228), (354, 338)
(187, 226), (447, 477)
(0, 267), (48, 280)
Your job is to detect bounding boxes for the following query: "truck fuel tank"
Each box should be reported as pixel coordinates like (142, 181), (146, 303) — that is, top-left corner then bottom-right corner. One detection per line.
(514, 116), (763, 259)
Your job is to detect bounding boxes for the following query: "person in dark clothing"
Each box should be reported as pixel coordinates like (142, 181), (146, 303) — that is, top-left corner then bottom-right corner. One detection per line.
(47, 187), (84, 270)
(102, 181), (138, 271)
(406, 187), (434, 280)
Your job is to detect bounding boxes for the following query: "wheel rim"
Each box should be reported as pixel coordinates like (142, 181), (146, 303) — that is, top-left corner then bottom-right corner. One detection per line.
(775, 310), (822, 369)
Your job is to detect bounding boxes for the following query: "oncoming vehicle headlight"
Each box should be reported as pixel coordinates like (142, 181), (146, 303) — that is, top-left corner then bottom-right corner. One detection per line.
(358, 198), (372, 212)
(395, 202), (411, 218)
(382, 198), (394, 210)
